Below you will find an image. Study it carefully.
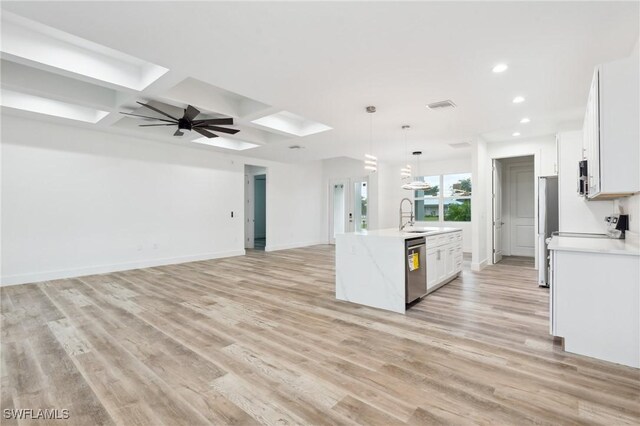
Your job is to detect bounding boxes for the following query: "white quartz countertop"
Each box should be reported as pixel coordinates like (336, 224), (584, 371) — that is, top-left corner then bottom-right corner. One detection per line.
(548, 234), (640, 256)
(342, 227), (462, 239)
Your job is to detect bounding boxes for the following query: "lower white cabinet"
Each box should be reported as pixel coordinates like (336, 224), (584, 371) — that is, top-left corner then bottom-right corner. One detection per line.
(425, 231), (463, 293)
(550, 248), (639, 368)
(426, 247), (439, 290)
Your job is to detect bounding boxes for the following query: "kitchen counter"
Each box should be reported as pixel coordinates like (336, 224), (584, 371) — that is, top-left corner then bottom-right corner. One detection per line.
(548, 233), (639, 256)
(335, 227), (463, 314)
(346, 226), (462, 239)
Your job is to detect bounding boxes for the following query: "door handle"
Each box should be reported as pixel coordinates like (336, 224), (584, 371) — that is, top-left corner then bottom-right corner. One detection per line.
(348, 213), (353, 223)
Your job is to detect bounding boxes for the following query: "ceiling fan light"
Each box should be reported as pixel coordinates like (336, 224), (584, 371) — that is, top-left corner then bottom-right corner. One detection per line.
(364, 159), (377, 166)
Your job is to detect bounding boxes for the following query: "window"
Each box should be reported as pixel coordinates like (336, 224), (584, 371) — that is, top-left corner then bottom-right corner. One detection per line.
(413, 173), (471, 222)
(414, 175), (440, 221)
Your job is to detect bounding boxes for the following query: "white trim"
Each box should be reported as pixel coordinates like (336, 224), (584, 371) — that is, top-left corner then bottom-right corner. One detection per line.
(265, 241), (326, 252)
(0, 249), (246, 287)
(471, 258), (489, 271)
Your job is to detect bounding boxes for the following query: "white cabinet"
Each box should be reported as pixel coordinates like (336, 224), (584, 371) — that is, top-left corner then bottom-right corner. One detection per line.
(445, 245), (456, 277)
(426, 247), (439, 290)
(425, 230), (463, 293)
(582, 56), (639, 199)
(550, 247), (639, 368)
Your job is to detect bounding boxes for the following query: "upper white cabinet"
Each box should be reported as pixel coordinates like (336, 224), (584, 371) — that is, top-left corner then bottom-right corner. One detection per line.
(583, 56), (639, 199)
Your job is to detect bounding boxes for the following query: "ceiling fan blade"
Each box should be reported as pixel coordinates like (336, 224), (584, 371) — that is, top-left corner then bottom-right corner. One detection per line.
(174, 129), (184, 137)
(139, 123), (176, 127)
(192, 118), (234, 126)
(136, 101), (179, 120)
(198, 125), (240, 135)
(184, 105), (200, 121)
(120, 112), (176, 123)
(193, 128), (218, 139)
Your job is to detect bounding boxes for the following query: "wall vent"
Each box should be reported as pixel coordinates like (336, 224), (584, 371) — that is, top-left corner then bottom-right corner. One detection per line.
(426, 100), (456, 110)
(449, 141), (471, 149)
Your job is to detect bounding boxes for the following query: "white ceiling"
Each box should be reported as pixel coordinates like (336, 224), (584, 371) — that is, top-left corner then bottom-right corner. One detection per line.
(1, 1), (638, 163)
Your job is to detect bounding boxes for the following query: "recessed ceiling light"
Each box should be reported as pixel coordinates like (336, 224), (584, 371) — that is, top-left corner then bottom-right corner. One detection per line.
(512, 96), (525, 104)
(492, 63), (508, 73)
(520, 117), (530, 123)
(512, 132), (521, 137)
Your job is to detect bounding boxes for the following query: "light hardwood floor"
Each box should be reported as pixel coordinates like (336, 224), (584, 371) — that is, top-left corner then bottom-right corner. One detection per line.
(1, 245), (639, 425)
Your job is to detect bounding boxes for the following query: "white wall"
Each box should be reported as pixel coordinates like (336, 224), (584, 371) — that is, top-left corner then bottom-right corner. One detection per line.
(557, 131), (615, 233)
(471, 136), (489, 270)
(265, 161), (324, 251)
(1, 116), (324, 285)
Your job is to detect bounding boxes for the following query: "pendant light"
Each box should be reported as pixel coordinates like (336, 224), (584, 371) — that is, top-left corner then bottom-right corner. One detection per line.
(400, 125), (412, 179)
(364, 105), (377, 173)
(402, 151), (432, 191)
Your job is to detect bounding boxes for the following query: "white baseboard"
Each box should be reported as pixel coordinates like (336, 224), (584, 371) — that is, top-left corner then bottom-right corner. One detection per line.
(265, 240), (327, 252)
(471, 258), (488, 271)
(0, 249), (246, 287)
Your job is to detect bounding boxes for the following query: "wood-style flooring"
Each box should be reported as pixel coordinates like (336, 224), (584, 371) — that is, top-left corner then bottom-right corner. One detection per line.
(2, 245), (639, 425)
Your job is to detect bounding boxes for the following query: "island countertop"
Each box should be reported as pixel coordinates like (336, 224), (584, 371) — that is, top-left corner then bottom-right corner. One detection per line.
(344, 226), (462, 239)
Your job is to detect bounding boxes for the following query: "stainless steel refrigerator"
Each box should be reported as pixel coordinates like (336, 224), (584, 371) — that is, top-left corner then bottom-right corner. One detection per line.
(538, 176), (559, 287)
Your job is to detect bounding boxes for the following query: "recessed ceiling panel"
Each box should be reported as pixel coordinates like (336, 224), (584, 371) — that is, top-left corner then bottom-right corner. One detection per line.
(1, 89), (109, 123)
(191, 136), (260, 151)
(1, 59), (118, 109)
(163, 77), (270, 119)
(251, 110), (332, 137)
(0, 12), (168, 91)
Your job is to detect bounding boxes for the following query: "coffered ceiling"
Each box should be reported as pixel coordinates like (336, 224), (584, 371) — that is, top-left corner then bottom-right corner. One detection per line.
(1, 1), (638, 163)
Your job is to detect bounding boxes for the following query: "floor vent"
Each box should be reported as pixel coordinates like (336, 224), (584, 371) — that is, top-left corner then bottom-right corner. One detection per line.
(427, 100), (456, 110)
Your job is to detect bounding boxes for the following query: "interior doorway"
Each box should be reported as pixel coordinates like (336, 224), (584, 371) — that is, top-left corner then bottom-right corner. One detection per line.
(244, 165), (267, 250)
(492, 155), (535, 263)
(329, 177), (368, 244)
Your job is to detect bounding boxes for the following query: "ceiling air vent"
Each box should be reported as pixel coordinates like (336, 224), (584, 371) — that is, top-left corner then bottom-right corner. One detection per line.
(426, 100), (456, 110)
(449, 141), (471, 149)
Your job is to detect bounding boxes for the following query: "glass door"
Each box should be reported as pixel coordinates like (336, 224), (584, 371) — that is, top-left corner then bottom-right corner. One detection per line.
(329, 177), (368, 244)
(352, 179), (368, 232)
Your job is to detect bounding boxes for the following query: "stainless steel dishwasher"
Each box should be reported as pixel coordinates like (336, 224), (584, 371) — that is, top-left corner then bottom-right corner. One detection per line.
(405, 237), (427, 304)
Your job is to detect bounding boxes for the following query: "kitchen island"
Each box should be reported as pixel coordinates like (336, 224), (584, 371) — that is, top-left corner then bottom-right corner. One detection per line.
(336, 227), (463, 314)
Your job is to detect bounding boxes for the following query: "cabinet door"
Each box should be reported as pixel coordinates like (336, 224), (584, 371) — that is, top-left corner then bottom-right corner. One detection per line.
(585, 70), (601, 197)
(445, 245), (456, 277)
(426, 248), (439, 290)
(436, 248), (447, 283)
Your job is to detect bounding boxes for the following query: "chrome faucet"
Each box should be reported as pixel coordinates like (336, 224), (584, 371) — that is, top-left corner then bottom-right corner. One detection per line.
(399, 198), (414, 231)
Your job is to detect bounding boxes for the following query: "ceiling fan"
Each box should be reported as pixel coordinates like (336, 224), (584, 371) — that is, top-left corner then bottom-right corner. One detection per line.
(121, 101), (239, 138)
